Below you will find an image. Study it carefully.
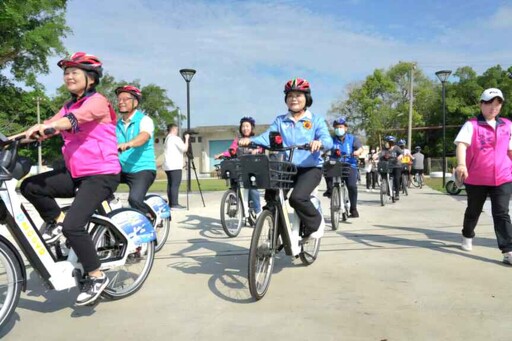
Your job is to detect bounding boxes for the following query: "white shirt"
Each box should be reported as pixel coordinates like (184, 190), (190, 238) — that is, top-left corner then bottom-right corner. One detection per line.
(454, 121), (512, 149)
(163, 134), (187, 171)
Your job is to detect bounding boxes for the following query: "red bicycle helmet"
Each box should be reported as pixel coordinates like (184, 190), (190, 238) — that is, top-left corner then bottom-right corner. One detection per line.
(115, 85), (142, 102)
(283, 77), (313, 108)
(57, 52), (103, 77)
(284, 78), (311, 94)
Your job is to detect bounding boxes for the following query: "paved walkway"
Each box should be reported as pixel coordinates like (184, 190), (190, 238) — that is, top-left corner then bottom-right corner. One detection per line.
(1, 184), (511, 340)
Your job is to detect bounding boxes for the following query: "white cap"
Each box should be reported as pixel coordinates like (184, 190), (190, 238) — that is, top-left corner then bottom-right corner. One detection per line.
(480, 88), (504, 102)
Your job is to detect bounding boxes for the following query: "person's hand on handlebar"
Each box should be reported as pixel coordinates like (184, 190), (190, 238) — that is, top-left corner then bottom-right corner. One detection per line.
(24, 123), (56, 141)
(117, 142), (132, 152)
(309, 140), (322, 152)
(238, 137), (251, 147)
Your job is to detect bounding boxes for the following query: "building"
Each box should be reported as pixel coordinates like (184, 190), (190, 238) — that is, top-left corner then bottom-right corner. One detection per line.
(154, 124), (269, 177)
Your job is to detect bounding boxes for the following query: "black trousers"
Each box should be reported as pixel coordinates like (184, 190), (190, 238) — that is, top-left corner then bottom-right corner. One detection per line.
(20, 168), (120, 272)
(463, 183), (512, 253)
(325, 167), (358, 211)
(165, 169), (182, 206)
(366, 171), (378, 189)
(284, 167), (323, 231)
(120, 170), (156, 216)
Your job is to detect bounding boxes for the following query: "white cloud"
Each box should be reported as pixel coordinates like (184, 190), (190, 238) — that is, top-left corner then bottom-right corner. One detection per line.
(36, 0), (512, 127)
(492, 6), (512, 28)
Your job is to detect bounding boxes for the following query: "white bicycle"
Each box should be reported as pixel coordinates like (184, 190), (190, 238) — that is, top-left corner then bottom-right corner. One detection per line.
(217, 157), (257, 237)
(242, 137), (325, 300)
(0, 132), (156, 329)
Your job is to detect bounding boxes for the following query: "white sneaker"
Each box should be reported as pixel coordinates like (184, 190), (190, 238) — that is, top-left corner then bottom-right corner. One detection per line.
(365, 189), (370, 192)
(503, 252), (512, 265)
(461, 236), (473, 251)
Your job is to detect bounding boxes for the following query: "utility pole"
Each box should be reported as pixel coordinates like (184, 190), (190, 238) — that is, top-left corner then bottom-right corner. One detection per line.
(36, 97), (42, 174)
(407, 64), (415, 151)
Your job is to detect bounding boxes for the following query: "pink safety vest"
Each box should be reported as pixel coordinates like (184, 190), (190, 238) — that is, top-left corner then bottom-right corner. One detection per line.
(465, 117), (512, 186)
(57, 93), (121, 178)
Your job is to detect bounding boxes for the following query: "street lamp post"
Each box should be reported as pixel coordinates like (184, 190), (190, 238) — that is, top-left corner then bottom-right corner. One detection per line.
(179, 69), (196, 196)
(435, 69), (452, 188)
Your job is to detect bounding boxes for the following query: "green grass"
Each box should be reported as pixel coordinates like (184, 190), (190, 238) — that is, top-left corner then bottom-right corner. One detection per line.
(424, 177), (446, 193)
(117, 178), (228, 193)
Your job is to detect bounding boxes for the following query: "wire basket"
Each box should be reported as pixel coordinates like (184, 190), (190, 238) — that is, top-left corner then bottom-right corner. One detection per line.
(240, 154), (297, 189)
(377, 161), (393, 174)
(219, 159), (241, 180)
(323, 160), (352, 178)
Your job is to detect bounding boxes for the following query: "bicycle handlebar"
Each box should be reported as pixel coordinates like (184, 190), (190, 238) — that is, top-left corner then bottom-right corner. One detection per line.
(244, 142), (322, 152)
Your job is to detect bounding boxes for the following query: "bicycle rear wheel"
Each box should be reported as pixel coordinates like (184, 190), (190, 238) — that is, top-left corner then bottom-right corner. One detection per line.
(330, 186), (341, 230)
(299, 237), (321, 265)
(92, 224), (155, 300)
(342, 185), (349, 221)
(154, 216), (170, 252)
(411, 173), (420, 188)
(401, 174), (409, 196)
(248, 210), (276, 300)
(220, 189), (243, 237)
(0, 242), (23, 329)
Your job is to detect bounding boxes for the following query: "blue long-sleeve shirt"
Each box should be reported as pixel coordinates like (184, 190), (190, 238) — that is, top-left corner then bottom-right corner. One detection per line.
(251, 110), (333, 168)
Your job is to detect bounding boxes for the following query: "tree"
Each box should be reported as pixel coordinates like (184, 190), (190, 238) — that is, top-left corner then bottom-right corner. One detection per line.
(51, 73), (179, 135)
(0, 0), (70, 86)
(329, 62), (437, 148)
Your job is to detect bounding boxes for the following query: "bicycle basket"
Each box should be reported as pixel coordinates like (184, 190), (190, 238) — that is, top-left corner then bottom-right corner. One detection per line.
(220, 159), (241, 180)
(323, 160), (352, 178)
(240, 154), (297, 189)
(377, 161), (392, 174)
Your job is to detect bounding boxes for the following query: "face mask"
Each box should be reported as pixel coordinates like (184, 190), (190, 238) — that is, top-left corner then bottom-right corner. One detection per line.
(334, 128), (345, 137)
(385, 142), (390, 149)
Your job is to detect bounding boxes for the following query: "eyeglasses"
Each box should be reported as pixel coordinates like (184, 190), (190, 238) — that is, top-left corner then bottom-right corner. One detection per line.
(117, 96), (135, 103)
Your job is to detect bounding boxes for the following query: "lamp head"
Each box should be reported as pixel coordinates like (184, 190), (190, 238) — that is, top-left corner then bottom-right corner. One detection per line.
(180, 69), (196, 82)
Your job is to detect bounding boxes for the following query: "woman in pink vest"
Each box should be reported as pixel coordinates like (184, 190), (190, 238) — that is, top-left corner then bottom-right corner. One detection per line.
(19, 52), (121, 305)
(454, 88), (512, 264)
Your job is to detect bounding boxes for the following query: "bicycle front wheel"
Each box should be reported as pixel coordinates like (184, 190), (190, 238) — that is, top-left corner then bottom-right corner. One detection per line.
(92, 224), (155, 300)
(330, 186), (341, 230)
(248, 210), (276, 301)
(154, 216), (170, 252)
(220, 189), (243, 237)
(0, 241), (23, 329)
(380, 178), (388, 206)
(299, 237), (321, 265)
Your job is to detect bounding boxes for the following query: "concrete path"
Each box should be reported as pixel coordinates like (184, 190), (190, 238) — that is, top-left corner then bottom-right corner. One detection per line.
(1, 183), (511, 341)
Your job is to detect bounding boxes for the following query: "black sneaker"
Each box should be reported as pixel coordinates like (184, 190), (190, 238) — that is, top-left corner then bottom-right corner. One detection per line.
(350, 209), (359, 218)
(42, 222), (63, 244)
(76, 274), (110, 306)
(170, 204), (186, 211)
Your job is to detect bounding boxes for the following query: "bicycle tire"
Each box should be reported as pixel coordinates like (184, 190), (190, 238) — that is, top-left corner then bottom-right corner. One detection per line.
(248, 210), (276, 301)
(154, 216), (170, 252)
(411, 174), (420, 188)
(220, 189), (243, 238)
(446, 181), (462, 195)
(342, 185), (350, 221)
(330, 186), (341, 230)
(401, 174), (409, 196)
(91, 220), (155, 300)
(0, 242), (23, 329)
(299, 237), (321, 265)
(380, 178), (387, 206)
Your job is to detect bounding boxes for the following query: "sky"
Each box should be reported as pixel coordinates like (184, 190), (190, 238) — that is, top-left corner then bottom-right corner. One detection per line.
(36, 0), (512, 127)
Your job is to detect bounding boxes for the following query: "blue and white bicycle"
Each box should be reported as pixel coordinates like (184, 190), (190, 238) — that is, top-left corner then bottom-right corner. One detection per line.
(0, 131), (156, 329)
